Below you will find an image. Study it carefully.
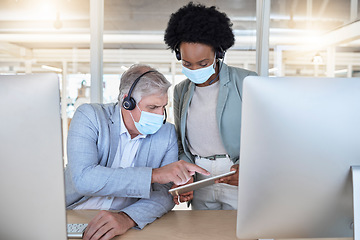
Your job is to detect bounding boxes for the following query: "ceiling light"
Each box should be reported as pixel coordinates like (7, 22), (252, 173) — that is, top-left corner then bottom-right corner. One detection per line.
(41, 65), (62, 72)
(334, 69), (348, 74)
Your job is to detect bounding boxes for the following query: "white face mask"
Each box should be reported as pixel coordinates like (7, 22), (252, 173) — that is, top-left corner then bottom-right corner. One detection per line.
(181, 57), (216, 84)
(129, 105), (164, 135)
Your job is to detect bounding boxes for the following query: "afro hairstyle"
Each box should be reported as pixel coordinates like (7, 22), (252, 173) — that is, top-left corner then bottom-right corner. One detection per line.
(164, 2), (235, 52)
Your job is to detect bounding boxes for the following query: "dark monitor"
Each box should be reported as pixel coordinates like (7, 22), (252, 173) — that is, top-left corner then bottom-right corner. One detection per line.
(237, 76), (360, 239)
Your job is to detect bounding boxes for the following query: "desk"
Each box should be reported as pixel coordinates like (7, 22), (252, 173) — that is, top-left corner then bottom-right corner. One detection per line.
(67, 210), (237, 240)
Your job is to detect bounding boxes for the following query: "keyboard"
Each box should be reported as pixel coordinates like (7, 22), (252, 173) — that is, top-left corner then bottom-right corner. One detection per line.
(67, 223), (88, 238)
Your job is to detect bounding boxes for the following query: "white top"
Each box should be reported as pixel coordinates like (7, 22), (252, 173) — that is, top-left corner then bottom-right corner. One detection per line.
(74, 107), (146, 210)
(186, 81), (227, 157)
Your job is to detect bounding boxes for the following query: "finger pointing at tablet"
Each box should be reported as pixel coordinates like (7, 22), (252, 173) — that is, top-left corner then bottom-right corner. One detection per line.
(151, 160), (210, 185)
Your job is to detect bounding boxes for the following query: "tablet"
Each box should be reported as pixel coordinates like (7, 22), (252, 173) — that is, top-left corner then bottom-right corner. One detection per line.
(169, 170), (236, 196)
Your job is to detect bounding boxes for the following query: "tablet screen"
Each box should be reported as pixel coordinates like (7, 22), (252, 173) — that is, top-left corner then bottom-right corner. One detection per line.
(169, 170), (236, 196)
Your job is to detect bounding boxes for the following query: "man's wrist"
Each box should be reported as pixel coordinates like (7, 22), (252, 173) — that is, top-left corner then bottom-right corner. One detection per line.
(119, 212), (136, 229)
(151, 168), (158, 183)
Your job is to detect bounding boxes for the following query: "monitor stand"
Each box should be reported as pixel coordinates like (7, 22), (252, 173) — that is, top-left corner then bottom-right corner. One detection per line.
(352, 166), (360, 240)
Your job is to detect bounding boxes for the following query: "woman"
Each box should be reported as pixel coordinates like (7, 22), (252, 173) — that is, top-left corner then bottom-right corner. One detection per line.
(164, 2), (257, 210)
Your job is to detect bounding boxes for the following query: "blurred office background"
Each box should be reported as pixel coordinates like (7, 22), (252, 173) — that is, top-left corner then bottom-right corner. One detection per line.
(0, 0), (359, 164)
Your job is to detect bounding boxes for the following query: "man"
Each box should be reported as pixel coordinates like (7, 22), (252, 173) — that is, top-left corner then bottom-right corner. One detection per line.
(64, 64), (209, 240)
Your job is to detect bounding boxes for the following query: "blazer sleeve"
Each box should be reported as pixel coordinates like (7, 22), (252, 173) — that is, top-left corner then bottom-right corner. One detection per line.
(67, 104), (153, 199)
(121, 125), (178, 229)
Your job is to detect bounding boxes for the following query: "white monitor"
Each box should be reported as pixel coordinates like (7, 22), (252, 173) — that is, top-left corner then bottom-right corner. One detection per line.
(0, 74), (67, 240)
(237, 76), (360, 239)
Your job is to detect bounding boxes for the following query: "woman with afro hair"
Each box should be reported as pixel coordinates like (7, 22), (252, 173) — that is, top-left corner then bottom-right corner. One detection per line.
(164, 2), (257, 210)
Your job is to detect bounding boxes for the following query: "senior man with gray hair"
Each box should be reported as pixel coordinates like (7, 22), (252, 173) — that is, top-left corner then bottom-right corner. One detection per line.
(65, 64), (209, 240)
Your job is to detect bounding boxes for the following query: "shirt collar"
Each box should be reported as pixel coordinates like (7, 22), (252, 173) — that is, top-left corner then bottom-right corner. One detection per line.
(119, 106), (146, 140)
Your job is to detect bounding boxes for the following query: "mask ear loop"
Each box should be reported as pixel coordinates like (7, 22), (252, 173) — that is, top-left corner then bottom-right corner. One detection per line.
(209, 56), (225, 85)
(129, 111), (136, 123)
(129, 104), (142, 124)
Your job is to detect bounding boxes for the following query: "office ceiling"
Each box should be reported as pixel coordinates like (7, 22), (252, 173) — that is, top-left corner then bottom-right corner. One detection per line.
(0, 0), (359, 74)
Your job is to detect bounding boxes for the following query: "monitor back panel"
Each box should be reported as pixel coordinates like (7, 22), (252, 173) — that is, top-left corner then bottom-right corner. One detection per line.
(0, 74), (67, 240)
(237, 77), (360, 239)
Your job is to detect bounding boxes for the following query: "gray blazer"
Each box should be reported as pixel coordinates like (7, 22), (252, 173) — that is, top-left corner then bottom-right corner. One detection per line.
(64, 103), (177, 229)
(173, 63), (257, 164)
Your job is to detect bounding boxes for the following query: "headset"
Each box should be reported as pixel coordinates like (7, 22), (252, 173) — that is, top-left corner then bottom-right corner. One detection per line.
(174, 43), (225, 61)
(122, 70), (167, 123)
(175, 42), (226, 86)
(122, 70), (155, 110)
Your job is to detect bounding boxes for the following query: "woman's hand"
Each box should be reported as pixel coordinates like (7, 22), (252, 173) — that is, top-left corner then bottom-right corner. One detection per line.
(171, 177), (194, 205)
(215, 164), (239, 186)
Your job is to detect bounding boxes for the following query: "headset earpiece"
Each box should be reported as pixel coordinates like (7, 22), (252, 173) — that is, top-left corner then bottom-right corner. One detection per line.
(122, 70), (155, 111)
(175, 48), (181, 61)
(122, 95), (137, 110)
(216, 47), (225, 59)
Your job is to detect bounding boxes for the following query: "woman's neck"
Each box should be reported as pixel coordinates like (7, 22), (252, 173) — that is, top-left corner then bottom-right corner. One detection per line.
(196, 61), (220, 87)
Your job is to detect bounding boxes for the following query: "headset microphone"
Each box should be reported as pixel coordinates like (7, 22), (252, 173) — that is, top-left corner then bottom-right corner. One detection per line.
(163, 108), (167, 124)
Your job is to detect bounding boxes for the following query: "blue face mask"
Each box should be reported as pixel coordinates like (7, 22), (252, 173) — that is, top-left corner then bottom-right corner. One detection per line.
(181, 57), (216, 84)
(130, 105), (164, 135)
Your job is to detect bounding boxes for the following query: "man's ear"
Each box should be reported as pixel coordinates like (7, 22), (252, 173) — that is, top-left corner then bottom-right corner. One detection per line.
(122, 93), (138, 111)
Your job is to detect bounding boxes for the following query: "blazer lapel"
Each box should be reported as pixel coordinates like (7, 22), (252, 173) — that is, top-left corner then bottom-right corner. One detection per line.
(108, 104), (120, 167)
(180, 82), (195, 143)
(134, 136), (151, 167)
(216, 63), (230, 126)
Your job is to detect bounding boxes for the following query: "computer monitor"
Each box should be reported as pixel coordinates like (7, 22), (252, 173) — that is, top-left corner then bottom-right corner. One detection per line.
(237, 76), (360, 239)
(0, 74), (67, 240)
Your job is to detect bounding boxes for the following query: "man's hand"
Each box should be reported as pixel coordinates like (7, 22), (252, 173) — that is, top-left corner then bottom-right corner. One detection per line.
(215, 164), (239, 186)
(83, 210), (136, 240)
(171, 177), (194, 205)
(151, 160), (210, 185)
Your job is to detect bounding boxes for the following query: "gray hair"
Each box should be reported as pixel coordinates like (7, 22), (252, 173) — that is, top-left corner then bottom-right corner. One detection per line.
(118, 64), (171, 104)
